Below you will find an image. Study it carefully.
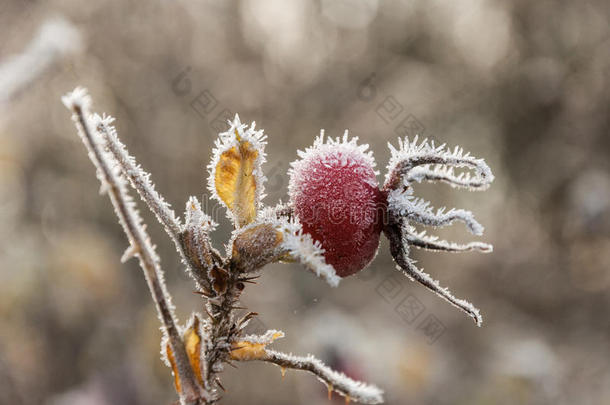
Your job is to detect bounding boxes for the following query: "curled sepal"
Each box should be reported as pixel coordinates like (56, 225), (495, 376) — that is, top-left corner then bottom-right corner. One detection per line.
(384, 220), (483, 326)
(276, 218), (341, 287)
(230, 329), (285, 361)
(384, 136), (494, 191)
(163, 314), (209, 394)
(207, 114), (267, 227)
(406, 228), (493, 253)
(387, 188), (484, 235)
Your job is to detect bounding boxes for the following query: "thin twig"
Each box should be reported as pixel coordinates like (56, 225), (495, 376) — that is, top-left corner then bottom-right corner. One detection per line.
(62, 88), (209, 404)
(95, 115), (212, 289)
(255, 350), (384, 404)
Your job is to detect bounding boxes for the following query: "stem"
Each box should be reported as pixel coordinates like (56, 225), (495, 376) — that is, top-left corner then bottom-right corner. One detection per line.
(95, 117), (212, 290)
(63, 90), (209, 404)
(252, 350), (384, 404)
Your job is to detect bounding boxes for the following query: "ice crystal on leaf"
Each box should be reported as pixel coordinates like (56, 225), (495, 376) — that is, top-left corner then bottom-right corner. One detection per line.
(207, 114), (267, 228)
(63, 86), (494, 404)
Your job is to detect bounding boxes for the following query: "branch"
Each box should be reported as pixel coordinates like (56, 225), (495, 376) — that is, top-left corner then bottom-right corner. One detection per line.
(94, 113), (213, 289)
(229, 330), (382, 403)
(62, 88), (209, 404)
(260, 350), (384, 404)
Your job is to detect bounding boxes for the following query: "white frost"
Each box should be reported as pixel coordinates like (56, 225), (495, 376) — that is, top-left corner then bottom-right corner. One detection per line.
(206, 114), (267, 226)
(93, 113), (183, 237)
(265, 350), (384, 404)
(288, 129), (379, 199)
(397, 253), (483, 327)
(387, 188), (484, 235)
(239, 329), (285, 345)
(385, 135), (494, 189)
(406, 228), (493, 253)
(274, 217), (341, 287)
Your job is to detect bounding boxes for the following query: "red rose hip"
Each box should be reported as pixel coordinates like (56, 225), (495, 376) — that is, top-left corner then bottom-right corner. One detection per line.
(288, 132), (386, 277)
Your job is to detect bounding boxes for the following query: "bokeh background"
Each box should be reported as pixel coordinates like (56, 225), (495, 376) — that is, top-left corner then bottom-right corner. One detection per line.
(1, 1), (609, 404)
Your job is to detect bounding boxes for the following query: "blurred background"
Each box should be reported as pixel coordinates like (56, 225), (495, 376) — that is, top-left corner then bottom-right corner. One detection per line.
(1, 0), (609, 404)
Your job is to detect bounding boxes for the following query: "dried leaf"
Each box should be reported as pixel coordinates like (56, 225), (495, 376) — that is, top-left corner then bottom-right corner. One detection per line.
(231, 223), (285, 272)
(230, 330), (284, 361)
(166, 314), (206, 392)
(208, 115), (267, 227)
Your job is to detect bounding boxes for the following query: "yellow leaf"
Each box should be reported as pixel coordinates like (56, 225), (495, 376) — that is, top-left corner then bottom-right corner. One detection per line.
(184, 316), (204, 386)
(209, 116), (267, 228)
(214, 138), (259, 226)
(230, 330), (284, 361)
(166, 343), (181, 394)
(165, 315), (205, 394)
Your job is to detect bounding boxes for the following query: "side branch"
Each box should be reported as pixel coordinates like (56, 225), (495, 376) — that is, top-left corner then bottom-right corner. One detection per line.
(259, 350), (384, 404)
(95, 114), (212, 289)
(62, 88), (208, 404)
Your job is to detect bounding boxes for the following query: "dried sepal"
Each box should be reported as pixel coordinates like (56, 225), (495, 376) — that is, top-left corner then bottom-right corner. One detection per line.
(387, 188), (484, 235)
(406, 164), (491, 190)
(257, 201), (293, 222)
(231, 222), (285, 273)
(384, 136), (493, 191)
(164, 314), (209, 392)
(384, 219), (483, 326)
(230, 329), (285, 361)
(207, 114), (267, 227)
(228, 212), (340, 286)
(406, 228), (493, 253)
(180, 197), (221, 280)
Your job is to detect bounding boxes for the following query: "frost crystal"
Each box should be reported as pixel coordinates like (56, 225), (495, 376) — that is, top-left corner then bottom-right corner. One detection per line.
(207, 114), (267, 227)
(93, 113), (183, 236)
(382, 135), (494, 326)
(385, 135), (493, 190)
(276, 217), (341, 287)
(406, 228), (492, 253)
(289, 130), (379, 194)
(288, 130), (383, 276)
(264, 350), (384, 404)
(238, 329), (285, 345)
(388, 188), (484, 235)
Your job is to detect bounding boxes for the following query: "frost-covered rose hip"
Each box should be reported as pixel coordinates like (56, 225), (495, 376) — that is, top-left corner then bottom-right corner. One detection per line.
(288, 133), (386, 277)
